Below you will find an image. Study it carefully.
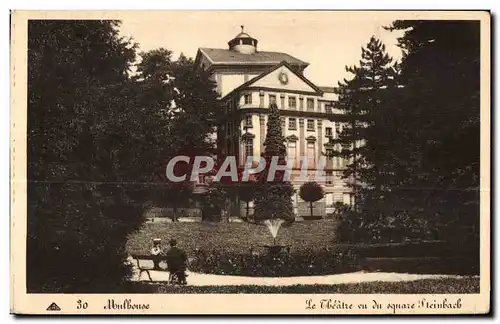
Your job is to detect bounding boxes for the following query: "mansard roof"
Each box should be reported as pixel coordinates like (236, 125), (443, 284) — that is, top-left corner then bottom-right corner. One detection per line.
(197, 47), (309, 67)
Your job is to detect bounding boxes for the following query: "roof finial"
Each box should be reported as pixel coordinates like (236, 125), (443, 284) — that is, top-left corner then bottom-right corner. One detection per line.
(241, 25), (244, 33)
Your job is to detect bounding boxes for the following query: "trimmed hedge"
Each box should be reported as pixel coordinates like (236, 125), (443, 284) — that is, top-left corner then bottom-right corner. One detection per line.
(189, 247), (360, 277)
(362, 256), (478, 275)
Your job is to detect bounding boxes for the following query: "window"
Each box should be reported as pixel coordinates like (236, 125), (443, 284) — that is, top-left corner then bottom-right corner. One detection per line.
(288, 96), (297, 109)
(269, 94), (277, 106)
(326, 148), (334, 159)
(243, 94), (252, 105)
(343, 193), (354, 206)
(325, 105), (333, 114)
(335, 122), (341, 138)
(326, 170), (333, 184)
(288, 118), (297, 130)
(245, 139), (253, 158)
(325, 127), (333, 138)
(307, 98), (314, 111)
(307, 119), (315, 131)
(307, 142), (316, 167)
(245, 115), (253, 128)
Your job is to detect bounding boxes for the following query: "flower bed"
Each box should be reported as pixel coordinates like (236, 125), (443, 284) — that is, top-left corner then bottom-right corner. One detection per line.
(188, 247), (361, 277)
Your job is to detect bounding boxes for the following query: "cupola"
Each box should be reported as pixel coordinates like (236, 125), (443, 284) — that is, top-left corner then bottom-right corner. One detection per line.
(228, 26), (258, 54)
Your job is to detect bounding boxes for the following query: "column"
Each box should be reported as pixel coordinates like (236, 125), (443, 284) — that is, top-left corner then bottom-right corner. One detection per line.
(259, 90), (264, 107)
(259, 114), (266, 153)
(299, 95), (304, 111)
(317, 120), (323, 165)
(240, 140), (245, 166)
(280, 94), (286, 109)
(299, 118), (305, 168)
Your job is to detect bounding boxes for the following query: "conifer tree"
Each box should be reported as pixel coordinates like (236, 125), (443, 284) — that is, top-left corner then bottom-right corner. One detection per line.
(253, 103), (295, 222)
(263, 102), (287, 158)
(329, 36), (396, 214)
(386, 20), (480, 244)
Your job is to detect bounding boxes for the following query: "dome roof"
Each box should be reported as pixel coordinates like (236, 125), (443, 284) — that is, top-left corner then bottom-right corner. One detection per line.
(228, 26), (258, 54)
(234, 32), (253, 39)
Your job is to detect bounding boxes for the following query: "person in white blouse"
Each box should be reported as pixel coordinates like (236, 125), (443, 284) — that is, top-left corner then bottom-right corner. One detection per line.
(150, 238), (164, 270)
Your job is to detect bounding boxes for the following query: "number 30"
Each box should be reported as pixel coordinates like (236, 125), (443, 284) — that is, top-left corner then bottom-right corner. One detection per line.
(77, 299), (88, 310)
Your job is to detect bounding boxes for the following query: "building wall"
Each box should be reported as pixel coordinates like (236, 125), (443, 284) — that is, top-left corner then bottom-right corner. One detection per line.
(217, 73), (261, 97)
(213, 67), (354, 209)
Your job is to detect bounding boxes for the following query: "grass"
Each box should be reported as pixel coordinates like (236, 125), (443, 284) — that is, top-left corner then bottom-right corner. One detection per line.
(106, 278), (480, 294)
(126, 219), (340, 255)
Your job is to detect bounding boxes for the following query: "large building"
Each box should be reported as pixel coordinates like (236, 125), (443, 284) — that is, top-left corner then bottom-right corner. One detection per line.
(194, 28), (354, 215)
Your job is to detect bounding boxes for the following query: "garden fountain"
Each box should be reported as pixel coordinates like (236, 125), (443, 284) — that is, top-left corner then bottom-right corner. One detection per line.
(264, 219), (284, 245)
(263, 219), (291, 256)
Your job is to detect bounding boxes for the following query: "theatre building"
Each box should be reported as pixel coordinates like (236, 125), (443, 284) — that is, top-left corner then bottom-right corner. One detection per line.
(194, 28), (354, 217)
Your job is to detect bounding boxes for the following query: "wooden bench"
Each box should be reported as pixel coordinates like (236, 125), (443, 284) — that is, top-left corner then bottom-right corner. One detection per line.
(130, 254), (169, 281)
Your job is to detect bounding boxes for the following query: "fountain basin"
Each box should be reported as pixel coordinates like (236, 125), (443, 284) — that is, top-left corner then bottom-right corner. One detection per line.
(262, 244), (291, 256)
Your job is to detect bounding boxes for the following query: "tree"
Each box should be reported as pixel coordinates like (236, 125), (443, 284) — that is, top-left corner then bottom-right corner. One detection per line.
(328, 36), (396, 221)
(385, 21), (480, 244)
(136, 50), (223, 221)
(27, 20), (151, 292)
(253, 103), (295, 222)
(299, 182), (325, 218)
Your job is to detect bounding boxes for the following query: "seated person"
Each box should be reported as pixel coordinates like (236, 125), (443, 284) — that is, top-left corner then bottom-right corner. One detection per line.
(166, 239), (187, 284)
(150, 238), (164, 270)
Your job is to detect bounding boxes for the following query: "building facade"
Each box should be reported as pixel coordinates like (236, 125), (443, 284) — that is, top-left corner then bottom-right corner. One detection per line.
(194, 28), (354, 215)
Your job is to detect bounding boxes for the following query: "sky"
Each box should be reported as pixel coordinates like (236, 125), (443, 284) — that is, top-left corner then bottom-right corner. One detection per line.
(118, 11), (404, 87)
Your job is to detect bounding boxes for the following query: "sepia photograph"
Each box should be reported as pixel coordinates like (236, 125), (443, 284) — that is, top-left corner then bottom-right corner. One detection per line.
(10, 10), (490, 314)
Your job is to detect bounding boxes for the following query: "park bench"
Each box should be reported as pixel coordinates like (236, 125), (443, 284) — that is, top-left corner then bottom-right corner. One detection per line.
(130, 254), (169, 282)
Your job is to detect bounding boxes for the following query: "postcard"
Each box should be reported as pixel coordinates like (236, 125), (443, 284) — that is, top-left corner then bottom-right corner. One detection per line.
(10, 10), (490, 315)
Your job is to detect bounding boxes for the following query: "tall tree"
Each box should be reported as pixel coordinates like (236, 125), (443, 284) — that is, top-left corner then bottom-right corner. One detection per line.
(253, 103), (295, 222)
(136, 51), (222, 220)
(27, 20), (149, 292)
(386, 21), (480, 242)
(329, 36), (396, 215)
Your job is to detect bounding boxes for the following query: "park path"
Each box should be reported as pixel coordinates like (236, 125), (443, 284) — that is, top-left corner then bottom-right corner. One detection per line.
(127, 257), (466, 286)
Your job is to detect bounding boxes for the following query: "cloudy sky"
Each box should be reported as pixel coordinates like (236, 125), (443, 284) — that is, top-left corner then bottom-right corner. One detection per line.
(119, 11), (404, 86)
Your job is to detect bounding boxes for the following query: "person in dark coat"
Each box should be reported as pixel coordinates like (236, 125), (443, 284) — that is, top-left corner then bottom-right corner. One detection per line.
(166, 239), (187, 284)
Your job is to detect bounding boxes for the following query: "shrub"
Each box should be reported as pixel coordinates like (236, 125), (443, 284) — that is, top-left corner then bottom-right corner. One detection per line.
(188, 247), (361, 277)
(299, 182), (325, 218)
(336, 206), (437, 244)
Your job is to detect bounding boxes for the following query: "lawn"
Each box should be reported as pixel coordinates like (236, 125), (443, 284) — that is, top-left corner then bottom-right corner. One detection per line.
(126, 219), (340, 255)
(109, 278), (480, 294)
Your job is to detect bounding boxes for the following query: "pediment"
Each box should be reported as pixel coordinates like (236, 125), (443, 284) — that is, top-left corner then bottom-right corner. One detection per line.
(248, 64), (321, 94)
